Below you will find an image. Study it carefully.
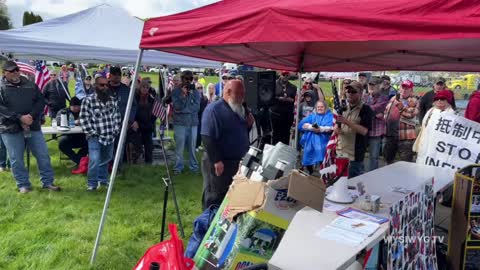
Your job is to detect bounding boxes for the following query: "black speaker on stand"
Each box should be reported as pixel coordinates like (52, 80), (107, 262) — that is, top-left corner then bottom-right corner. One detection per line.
(240, 71), (277, 148)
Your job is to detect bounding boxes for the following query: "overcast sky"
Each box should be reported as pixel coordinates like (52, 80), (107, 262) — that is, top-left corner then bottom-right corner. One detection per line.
(6, 0), (219, 28)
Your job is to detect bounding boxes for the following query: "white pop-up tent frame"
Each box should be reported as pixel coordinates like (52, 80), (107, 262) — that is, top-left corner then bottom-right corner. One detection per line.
(0, 4), (219, 67)
(0, 4), (220, 265)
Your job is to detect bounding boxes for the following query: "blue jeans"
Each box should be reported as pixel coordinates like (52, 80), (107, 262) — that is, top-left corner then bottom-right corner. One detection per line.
(348, 160), (365, 179)
(173, 125), (198, 172)
(1, 131), (54, 188)
(87, 138), (113, 187)
(0, 135), (8, 168)
(368, 136), (382, 171)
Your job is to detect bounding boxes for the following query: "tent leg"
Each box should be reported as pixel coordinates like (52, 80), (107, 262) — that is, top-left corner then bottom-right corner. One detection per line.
(294, 72), (302, 156)
(90, 49), (145, 265)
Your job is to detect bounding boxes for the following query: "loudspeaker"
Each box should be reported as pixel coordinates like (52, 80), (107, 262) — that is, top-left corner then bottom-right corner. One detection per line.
(242, 71), (277, 111)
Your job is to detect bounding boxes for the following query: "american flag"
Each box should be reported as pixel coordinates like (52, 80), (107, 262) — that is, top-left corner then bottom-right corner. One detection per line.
(319, 115), (350, 185)
(34, 60), (51, 91)
(152, 97), (168, 123)
(15, 61), (35, 75)
(319, 115), (338, 184)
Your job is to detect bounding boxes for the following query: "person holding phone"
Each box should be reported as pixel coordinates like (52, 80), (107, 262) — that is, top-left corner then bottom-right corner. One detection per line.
(298, 100), (334, 174)
(171, 70), (200, 175)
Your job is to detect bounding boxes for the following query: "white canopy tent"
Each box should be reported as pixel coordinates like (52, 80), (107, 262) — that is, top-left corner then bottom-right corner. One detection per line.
(0, 4), (219, 67)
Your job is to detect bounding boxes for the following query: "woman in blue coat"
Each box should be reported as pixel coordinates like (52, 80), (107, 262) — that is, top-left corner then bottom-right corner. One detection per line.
(298, 101), (334, 174)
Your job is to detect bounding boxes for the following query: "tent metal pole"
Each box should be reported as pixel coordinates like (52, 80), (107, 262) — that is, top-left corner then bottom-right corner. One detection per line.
(219, 63), (223, 96)
(293, 53), (305, 157)
(90, 49), (145, 265)
(294, 72), (302, 153)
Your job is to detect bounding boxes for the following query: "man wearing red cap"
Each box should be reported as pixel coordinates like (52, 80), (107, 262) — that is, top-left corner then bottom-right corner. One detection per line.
(465, 87), (480, 123)
(384, 80), (418, 164)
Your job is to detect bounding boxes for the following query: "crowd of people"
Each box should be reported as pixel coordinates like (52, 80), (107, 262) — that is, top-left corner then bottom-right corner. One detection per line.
(295, 73), (480, 179)
(0, 61), (163, 192)
(1, 59), (480, 204)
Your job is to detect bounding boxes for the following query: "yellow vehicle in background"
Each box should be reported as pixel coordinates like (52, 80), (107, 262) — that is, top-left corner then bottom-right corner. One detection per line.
(446, 74), (480, 90)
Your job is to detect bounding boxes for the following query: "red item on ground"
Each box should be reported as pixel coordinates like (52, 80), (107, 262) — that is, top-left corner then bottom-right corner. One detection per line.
(71, 156), (88, 174)
(133, 224), (194, 270)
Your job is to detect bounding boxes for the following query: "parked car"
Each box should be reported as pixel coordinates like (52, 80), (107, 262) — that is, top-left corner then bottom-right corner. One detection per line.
(46, 61), (62, 67)
(148, 67), (160, 73)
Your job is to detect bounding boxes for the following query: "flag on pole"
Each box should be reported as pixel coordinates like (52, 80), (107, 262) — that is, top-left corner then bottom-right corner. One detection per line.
(152, 97), (167, 123)
(319, 115), (338, 183)
(15, 61), (35, 75)
(34, 60), (51, 91)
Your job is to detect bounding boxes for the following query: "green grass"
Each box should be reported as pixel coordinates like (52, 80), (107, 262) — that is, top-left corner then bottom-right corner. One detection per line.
(0, 137), (204, 270)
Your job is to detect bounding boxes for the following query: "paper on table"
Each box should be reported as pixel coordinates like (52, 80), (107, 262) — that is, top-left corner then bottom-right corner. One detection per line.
(316, 217), (380, 247)
(337, 208), (388, 224)
(323, 201), (347, 212)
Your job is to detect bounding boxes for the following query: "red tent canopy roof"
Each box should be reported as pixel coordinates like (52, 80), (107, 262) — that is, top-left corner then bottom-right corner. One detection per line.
(140, 0), (480, 71)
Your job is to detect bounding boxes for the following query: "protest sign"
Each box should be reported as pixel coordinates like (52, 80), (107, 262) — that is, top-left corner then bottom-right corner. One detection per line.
(416, 112), (480, 174)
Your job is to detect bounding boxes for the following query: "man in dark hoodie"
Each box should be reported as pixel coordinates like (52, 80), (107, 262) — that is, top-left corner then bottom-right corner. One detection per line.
(299, 90), (315, 121)
(465, 85), (480, 123)
(56, 97), (88, 166)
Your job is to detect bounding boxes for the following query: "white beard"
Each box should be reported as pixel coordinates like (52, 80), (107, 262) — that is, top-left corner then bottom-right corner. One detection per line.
(227, 100), (245, 118)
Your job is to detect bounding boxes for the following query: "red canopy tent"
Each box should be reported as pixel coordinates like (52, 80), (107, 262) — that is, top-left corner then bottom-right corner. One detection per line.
(140, 0), (480, 72)
(91, 1), (480, 263)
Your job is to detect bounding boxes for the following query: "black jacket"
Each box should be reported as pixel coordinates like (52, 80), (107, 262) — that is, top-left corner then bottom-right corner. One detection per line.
(135, 94), (155, 132)
(0, 77), (45, 133)
(43, 80), (68, 112)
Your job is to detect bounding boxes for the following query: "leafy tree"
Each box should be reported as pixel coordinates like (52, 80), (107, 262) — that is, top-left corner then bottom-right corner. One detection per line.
(0, 0), (12, 30)
(23, 11), (43, 26)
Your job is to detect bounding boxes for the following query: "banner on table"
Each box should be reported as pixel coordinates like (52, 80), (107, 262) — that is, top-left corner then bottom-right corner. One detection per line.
(416, 112), (480, 173)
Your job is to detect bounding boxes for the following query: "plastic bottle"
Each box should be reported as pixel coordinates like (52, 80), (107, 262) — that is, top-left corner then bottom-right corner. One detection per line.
(69, 112), (75, 127)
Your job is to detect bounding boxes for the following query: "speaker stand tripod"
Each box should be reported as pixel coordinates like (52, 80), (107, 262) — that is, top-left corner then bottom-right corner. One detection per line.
(158, 127), (185, 241)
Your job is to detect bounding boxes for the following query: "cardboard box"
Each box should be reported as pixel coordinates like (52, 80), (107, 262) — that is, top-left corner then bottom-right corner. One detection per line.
(287, 170), (326, 212)
(193, 174), (304, 270)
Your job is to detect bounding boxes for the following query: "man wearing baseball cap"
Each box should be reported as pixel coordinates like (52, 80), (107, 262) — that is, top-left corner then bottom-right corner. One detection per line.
(418, 79), (456, 124)
(384, 80), (418, 164)
(0, 61), (61, 193)
(365, 77), (389, 171)
(336, 81), (373, 178)
(214, 73), (229, 97)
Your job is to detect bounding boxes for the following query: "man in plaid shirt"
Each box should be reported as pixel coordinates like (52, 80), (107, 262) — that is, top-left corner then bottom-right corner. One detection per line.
(80, 76), (121, 191)
(384, 80), (418, 164)
(365, 77), (389, 171)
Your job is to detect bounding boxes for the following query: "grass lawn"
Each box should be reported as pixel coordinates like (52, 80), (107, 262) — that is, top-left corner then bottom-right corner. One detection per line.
(0, 136), (204, 269)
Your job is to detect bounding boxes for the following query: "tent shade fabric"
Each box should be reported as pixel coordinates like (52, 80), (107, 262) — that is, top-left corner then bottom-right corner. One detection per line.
(140, 0), (480, 72)
(0, 4), (219, 67)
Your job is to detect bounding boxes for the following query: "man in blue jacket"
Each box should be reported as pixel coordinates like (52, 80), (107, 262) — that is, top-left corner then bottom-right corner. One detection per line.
(172, 70), (200, 174)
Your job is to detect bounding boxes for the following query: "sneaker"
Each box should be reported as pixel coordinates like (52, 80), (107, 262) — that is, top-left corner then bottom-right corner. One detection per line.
(86, 186), (97, 192)
(0, 167), (6, 172)
(43, 184), (61, 191)
(99, 182), (109, 189)
(19, 187), (32, 194)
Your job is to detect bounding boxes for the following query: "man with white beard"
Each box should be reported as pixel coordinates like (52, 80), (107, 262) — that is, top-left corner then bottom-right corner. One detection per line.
(200, 80), (253, 210)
